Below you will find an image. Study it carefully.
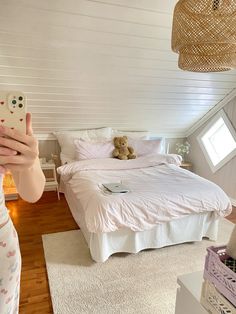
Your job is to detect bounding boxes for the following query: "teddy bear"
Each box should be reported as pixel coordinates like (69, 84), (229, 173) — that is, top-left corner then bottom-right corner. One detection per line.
(226, 224), (236, 259)
(112, 136), (136, 160)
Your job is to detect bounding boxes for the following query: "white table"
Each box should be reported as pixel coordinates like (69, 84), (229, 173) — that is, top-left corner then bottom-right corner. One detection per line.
(175, 271), (208, 314)
(41, 162), (60, 200)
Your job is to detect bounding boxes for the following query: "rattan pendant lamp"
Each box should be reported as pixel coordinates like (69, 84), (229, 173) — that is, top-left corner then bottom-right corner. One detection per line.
(171, 0), (236, 72)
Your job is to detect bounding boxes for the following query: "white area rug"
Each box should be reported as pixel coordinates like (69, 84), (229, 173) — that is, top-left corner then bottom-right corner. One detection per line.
(42, 218), (234, 314)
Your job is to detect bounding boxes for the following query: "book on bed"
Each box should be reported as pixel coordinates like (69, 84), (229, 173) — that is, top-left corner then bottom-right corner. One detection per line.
(103, 183), (129, 193)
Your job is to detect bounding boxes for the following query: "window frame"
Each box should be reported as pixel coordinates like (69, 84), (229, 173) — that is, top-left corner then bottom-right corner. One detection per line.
(197, 109), (236, 173)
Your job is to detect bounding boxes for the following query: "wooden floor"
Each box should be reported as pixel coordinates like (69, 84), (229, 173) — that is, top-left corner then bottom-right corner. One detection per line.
(6, 191), (236, 314)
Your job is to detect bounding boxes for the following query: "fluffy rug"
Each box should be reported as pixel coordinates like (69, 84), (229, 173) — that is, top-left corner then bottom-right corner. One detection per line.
(42, 218), (234, 314)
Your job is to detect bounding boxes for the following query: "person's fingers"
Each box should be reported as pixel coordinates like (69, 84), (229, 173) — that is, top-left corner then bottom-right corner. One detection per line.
(0, 113), (38, 172)
(0, 126), (33, 146)
(0, 147), (18, 156)
(0, 137), (29, 154)
(0, 155), (25, 165)
(26, 112), (33, 136)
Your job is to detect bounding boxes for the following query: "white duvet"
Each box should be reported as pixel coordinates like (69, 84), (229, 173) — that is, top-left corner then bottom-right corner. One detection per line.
(57, 154), (232, 233)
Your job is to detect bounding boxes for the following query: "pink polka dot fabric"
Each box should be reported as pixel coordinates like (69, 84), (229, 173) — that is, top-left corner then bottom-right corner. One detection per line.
(0, 219), (21, 314)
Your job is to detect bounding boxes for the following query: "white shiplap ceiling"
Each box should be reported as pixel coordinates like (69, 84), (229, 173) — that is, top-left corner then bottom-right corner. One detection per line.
(0, 0), (236, 137)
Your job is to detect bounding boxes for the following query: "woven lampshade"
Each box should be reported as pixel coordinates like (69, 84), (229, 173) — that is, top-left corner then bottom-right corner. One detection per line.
(171, 0), (236, 72)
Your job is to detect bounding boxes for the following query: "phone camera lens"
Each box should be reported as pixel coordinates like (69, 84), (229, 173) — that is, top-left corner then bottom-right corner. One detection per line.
(19, 96), (23, 101)
(12, 100), (17, 105)
(18, 103), (23, 108)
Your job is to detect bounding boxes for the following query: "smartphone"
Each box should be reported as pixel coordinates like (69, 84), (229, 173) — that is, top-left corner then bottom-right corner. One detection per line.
(0, 91), (27, 134)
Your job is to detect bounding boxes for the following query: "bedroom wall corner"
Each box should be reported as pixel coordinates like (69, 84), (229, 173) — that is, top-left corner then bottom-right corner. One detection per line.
(187, 96), (236, 200)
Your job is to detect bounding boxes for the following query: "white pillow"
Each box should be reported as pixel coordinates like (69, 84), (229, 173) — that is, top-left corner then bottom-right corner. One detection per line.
(53, 127), (112, 164)
(112, 129), (149, 139)
(74, 139), (114, 160)
(129, 138), (163, 157)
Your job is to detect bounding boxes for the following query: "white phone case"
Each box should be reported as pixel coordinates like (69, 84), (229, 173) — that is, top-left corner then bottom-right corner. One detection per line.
(0, 91), (27, 134)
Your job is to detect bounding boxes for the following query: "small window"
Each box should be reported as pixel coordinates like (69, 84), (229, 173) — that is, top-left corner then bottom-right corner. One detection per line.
(197, 109), (236, 173)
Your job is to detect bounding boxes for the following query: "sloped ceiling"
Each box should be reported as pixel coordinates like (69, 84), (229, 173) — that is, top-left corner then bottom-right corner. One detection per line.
(0, 0), (236, 138)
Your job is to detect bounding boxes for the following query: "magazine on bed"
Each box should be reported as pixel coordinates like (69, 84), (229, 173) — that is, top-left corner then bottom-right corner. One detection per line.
(102, 183), (130, 193)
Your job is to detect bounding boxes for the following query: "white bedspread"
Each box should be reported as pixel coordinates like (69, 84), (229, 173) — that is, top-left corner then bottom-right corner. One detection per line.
(58, 155), (232, 233)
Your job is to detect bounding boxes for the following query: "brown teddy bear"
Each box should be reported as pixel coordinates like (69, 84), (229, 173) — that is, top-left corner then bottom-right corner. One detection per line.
(112, 136), (136, 160)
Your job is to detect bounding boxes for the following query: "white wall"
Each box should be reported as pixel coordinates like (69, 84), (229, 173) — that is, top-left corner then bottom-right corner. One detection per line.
(1, 0), (236, 138)
(187, 97), (236, 201)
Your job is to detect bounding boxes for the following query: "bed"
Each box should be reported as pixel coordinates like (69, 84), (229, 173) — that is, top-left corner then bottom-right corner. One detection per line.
(57, 154), (232, 262)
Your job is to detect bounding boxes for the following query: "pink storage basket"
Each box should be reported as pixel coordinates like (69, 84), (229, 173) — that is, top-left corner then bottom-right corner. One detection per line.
(201, 280), (236, 314)
(204, 245), (236, 307)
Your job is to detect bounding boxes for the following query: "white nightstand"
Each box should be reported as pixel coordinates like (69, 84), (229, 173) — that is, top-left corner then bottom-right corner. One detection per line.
(175, 271), (207, 314)
(41, 162), (60, 200)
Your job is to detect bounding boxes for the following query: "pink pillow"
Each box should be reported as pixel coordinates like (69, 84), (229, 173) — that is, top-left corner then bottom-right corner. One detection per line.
(129, 138), (163, 156)
(74, 139), (114, 160)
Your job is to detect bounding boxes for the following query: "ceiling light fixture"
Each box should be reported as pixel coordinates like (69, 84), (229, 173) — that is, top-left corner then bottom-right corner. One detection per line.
(171, 0), (236, 72)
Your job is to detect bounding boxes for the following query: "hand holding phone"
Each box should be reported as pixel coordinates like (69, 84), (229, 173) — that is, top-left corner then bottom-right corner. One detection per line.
(0, 92), (38, 173)
(0, 112), (39, 173)
(0, 91), (27, 133)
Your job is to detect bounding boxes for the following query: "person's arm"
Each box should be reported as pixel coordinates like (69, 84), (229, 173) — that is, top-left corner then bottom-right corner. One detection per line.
(11, 157), (45, 203)
(0, 113), (45, 203)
